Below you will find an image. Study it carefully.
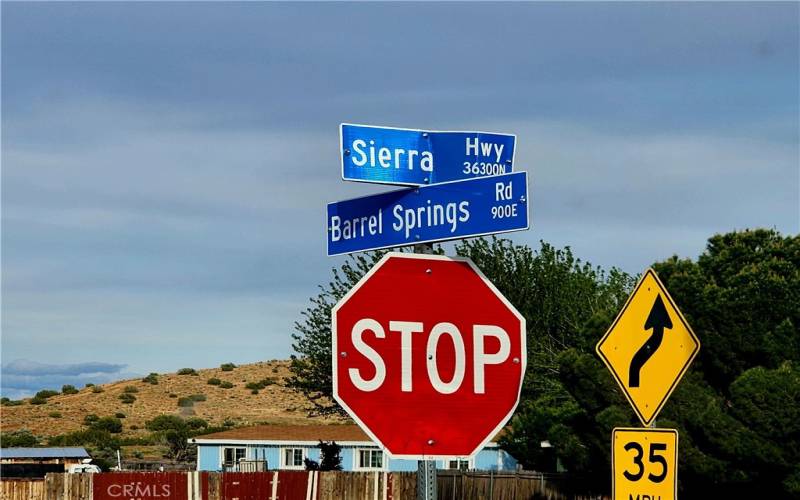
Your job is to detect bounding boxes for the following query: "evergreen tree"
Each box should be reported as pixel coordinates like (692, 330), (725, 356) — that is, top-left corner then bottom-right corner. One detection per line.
(319, 441), (343, 471)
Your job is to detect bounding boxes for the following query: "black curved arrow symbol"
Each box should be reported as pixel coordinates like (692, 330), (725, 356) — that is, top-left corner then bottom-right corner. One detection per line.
(629, 294), (672, 388)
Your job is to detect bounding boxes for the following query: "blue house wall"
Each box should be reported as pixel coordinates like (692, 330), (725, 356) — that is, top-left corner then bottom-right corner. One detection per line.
(196, 443), (517, 472)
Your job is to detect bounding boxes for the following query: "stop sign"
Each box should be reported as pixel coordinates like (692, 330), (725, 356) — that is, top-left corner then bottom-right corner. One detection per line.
(332, 252), (526, 459)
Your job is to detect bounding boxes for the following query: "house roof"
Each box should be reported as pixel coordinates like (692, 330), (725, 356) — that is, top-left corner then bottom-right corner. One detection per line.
(0, 447), (89, 459)
(193, 424), (507, 445)
(196, 424), (371, 443)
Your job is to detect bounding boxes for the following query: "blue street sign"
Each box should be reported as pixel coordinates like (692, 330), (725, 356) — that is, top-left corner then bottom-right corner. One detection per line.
(327, 171), (529, 256)
(340, 123), (516, 186)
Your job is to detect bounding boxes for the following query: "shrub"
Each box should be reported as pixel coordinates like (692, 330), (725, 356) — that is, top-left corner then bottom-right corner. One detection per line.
(251, 389), (259, 395)
(245, 378), (277, 392)
(30, 397), (47, 405)
(177, 398), (194, 408)
(220, 363), (236, 372)
(189, 394), (206, 402)
(177, 368), (197, 376)
(146, 415), (185, 432)
(168, 393), (178, 398)
(115, 412), (126, 419)
(49, 411), (62, 418)
(84, 414), (100, 425)
(92, 386), (104, 393)
(185, 418), (208, 430)
(130, 425), (139, 430)
(123, 386), (139, 393)
(142, 373), (159, 384)
(132, 451), (144, 459)
(92, 417), (123, 433)
(0, 429), (40, 447)
(119, 393), (136, 404)
(61, 385), (79, 395)
(35, 389), (59, 399)
(207, 378), (221, 385)
(85, 383), (95, 387)
(1, 398), (23, 406)
(219, 381), (234, 389)
(222, 419), (235, 427)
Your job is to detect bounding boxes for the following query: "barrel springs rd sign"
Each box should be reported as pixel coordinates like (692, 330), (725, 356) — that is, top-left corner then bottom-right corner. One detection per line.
(327, 171), (529, 255)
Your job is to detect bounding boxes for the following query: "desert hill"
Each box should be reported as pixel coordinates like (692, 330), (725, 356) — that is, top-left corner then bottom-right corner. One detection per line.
(1, 360), (345, 439)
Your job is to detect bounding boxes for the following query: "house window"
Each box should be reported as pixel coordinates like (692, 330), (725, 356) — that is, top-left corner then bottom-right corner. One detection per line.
(356, 449), (383, 470)
(222, 447), (246, 468)
(444, 459), (471, 471)
(282, 448), (305, 469)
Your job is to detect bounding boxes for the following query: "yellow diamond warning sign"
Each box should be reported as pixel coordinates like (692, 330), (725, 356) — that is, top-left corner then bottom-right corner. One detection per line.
(613, 428), (678, 500)
(596, 269), (700, 426)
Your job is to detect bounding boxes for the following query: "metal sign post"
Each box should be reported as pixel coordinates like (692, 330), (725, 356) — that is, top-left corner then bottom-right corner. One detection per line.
(417, 459), (437, 500)
(329, 123), (530, 500)
(597, 268), (696, 500)
(414, 242), (436, 500)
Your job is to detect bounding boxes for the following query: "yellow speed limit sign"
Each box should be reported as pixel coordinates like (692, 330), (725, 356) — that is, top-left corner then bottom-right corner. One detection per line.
(612, 428), (678, 500)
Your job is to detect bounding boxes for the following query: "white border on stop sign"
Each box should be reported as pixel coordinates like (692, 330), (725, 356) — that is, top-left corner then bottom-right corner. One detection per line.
(331, 252), (527, 460)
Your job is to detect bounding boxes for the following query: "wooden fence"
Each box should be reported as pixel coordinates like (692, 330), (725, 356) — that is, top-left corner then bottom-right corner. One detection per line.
(0, 478), (45, 500)
(0, 471), (606, 500)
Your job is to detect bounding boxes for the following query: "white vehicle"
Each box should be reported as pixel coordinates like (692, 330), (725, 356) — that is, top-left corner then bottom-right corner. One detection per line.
(68, 462), (101, 473)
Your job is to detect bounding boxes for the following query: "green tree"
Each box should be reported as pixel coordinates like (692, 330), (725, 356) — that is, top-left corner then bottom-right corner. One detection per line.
(163, 428), (193, 461)
(91, 417), (123, 434)
(143, 414), (197, 461)
(185, 418), (209, 431)
(146, 415), (186, 432)
(288, 250), (392, 415)
(529, 229), (800, 498)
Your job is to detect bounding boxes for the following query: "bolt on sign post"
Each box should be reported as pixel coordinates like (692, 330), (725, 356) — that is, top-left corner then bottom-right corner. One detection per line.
(612, 428), (678, 500)
(596, 269), (700, 426)
(331, 253), (526, 459)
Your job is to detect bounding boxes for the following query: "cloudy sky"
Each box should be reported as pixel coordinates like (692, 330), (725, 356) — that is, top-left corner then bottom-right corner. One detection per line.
(2, 2), (798, 398)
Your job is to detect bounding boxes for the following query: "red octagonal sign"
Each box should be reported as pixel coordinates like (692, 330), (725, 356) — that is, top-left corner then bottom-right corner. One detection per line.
(332, 253), (526, 459)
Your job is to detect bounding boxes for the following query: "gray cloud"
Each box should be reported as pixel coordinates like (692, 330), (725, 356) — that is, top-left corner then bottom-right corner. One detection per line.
(2, 359), (126, 376)
(1, 359), (132, 399)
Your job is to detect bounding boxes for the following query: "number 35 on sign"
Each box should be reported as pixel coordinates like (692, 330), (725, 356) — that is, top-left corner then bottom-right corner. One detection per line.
(612, 428), (678, 500)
